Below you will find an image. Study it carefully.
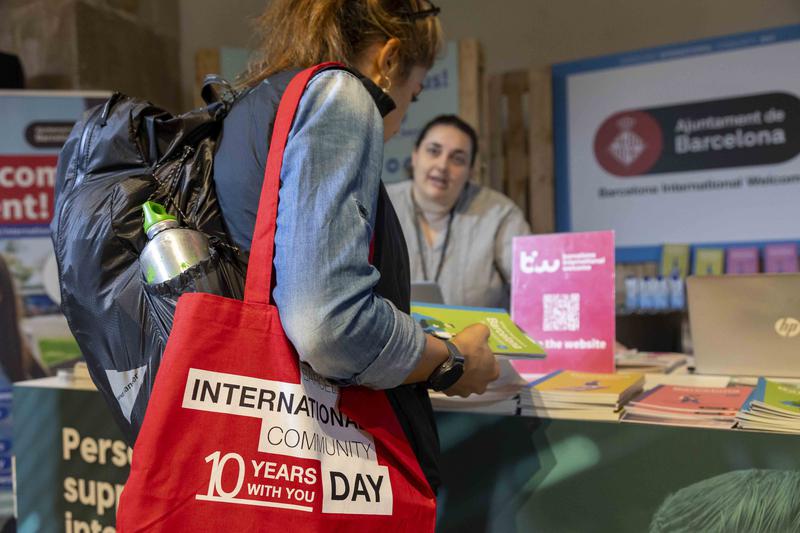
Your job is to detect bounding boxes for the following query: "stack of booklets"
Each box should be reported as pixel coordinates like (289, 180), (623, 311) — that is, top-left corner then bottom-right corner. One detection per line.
(622, 384), (753, 429)
(428, 360), (525, 416)
(520, 370), (644, 421)
(735, 378), (800, 433)
(615, 351), (688, 374)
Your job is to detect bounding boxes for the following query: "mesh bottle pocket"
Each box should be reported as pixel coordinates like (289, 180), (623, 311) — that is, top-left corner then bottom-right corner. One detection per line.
(142, 247), (245, 342)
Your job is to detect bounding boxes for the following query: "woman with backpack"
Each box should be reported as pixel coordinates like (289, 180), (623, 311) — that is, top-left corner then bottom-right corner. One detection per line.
(212, 0), (500, 499)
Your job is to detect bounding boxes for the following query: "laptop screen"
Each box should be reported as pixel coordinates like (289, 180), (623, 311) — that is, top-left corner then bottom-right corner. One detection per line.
(410, 282), (445, 304)
(687, 273), (800, 378)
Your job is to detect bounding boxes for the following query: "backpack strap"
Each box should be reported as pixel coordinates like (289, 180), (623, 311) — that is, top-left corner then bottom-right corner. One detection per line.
(201, 75), (240, 120)
(244, 62), (343, 305)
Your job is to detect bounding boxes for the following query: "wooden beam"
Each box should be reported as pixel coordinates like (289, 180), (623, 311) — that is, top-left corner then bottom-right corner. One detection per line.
(502, 71), (529, 95)
(458, 39), (481, 131)
(528, 68), (554, 233)
(504, 73), (529, 212)
(479, 65), (490, 187)
(487, 74), (505, 193)
(458, 39), (485, 184)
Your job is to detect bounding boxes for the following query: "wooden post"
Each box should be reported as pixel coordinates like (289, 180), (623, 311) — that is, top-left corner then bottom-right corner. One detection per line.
(528, 68), (554, 233)
(458, 39), (484, 184)
(503, 71), (529, 213)
(486, 67), (555, 231)
(487, 74), (505, 193)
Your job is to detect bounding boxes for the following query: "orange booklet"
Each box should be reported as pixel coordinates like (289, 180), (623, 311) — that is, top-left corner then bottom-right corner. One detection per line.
(527, 370), (644, 405)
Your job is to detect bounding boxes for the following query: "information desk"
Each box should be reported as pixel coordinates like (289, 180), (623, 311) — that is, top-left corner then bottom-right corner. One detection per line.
(434, 413), (800, 532)
(14, 378), (800, 533)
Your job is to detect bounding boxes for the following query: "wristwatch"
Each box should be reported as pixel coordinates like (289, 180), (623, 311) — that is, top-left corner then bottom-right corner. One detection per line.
(426, 339), (465, 391)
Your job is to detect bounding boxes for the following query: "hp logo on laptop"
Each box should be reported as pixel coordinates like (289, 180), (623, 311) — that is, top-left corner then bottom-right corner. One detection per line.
(775, 317), (800, 338)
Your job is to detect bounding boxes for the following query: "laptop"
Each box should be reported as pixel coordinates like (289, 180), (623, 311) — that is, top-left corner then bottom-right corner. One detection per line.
(410, 281), (445, 304)
(687, 273), (800, 378)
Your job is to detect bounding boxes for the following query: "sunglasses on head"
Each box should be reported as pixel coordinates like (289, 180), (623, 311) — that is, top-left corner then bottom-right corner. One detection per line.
(398, 0), (440, 20)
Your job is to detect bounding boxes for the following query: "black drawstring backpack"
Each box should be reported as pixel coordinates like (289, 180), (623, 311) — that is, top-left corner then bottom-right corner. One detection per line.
(51, 78), (246, 443)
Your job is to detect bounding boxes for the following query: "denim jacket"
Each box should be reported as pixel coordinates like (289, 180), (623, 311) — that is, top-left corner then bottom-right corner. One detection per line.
(213, 69), (426, 389)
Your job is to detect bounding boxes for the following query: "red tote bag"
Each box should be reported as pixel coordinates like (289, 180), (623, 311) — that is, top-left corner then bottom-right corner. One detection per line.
(117, 64), (437, 532)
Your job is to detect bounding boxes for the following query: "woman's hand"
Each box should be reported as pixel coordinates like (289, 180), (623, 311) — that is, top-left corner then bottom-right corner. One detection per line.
(444, 324), (500, 397)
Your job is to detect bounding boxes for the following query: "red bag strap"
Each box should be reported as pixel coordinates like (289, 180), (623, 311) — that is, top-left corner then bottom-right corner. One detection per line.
(244, 63), (343, 304)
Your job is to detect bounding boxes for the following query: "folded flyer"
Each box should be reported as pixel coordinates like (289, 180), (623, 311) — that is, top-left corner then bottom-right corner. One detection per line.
(410, 303), (546, 359)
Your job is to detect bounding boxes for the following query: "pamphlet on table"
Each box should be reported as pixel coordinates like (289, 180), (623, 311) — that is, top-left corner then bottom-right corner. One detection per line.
(615, 351), (688, 374)
(623, 384), (753, 429)
(736, 378), (800, 433)
(520, 370), (643, 421)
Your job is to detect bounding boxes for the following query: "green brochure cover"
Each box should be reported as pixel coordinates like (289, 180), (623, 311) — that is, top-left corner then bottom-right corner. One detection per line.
(750, 378), (800, 415)
(410, 303), (546, 359)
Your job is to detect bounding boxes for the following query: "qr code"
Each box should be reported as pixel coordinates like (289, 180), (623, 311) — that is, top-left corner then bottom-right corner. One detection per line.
(542, 293), (580, 332)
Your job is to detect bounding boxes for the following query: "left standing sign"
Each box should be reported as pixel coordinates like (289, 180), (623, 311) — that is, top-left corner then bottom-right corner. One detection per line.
(0, 91), (108, 526)
(0, 92), (107, 237)
(0, 91), (107, 374)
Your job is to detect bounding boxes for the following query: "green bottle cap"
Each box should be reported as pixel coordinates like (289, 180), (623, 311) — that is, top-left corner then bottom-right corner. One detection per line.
(142, 201), (177, 234)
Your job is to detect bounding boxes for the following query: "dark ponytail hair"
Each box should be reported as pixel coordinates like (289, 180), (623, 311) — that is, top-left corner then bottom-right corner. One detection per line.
(414, 114), (478, 167)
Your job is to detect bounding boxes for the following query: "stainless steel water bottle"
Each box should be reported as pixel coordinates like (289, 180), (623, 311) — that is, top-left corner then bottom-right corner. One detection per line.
(139, 201), (211, 283)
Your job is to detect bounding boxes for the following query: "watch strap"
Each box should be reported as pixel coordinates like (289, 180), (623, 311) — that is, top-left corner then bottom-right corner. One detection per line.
(426, 339), (465, 391)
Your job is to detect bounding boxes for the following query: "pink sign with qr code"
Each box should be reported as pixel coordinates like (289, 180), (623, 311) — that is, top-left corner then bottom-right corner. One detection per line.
(511, 231), (616, 375)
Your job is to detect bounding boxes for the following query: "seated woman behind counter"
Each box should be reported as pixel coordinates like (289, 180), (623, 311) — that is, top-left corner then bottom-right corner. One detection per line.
(387, 115), (530, 309)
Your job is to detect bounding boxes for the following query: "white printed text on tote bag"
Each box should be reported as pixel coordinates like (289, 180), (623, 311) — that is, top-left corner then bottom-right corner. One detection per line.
(181, 365), (392, 515)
